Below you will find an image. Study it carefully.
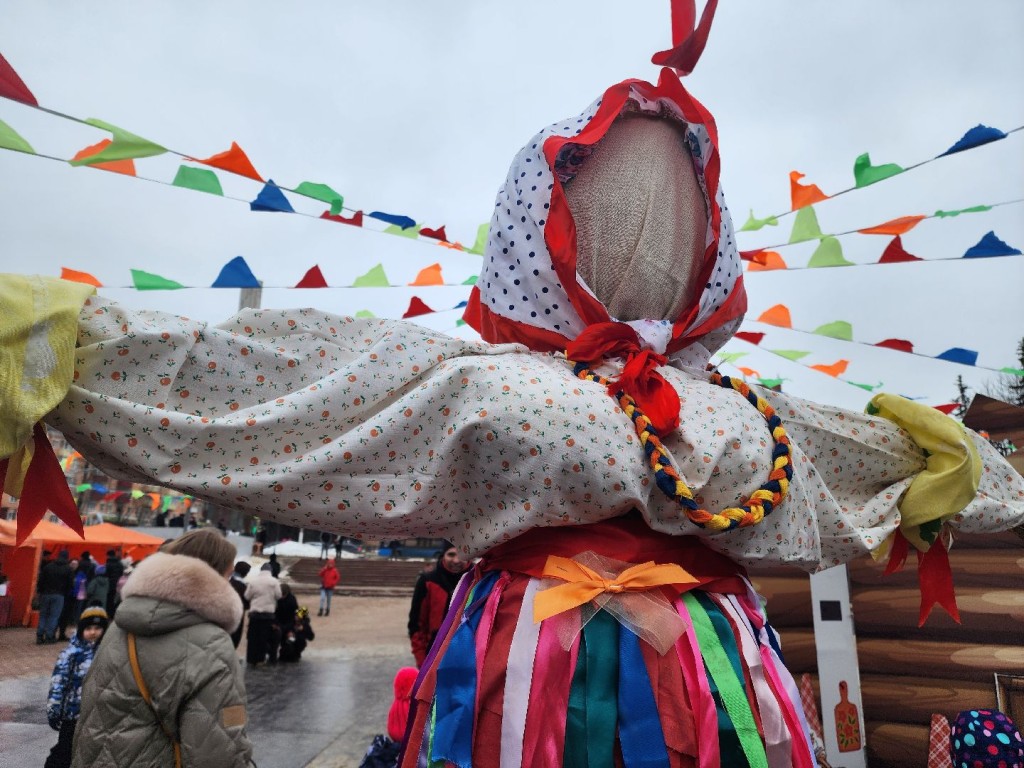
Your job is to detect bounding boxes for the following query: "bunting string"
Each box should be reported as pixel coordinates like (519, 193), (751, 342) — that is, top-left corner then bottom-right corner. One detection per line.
(738, 124), (1023, 230)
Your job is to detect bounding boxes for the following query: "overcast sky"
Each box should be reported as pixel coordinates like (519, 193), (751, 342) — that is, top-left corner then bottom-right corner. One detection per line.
(1, 1), (1022, 412)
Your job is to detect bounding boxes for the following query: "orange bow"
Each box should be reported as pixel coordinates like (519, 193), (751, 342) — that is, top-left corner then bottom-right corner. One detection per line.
(533, 553), (698, 654)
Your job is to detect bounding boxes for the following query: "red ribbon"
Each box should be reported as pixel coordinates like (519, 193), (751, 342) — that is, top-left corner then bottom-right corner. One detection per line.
(566, 323), (681, 434)
(884, 528), (960, 627)
(0, 423), (84, 545)
(651, 0), (719, 76)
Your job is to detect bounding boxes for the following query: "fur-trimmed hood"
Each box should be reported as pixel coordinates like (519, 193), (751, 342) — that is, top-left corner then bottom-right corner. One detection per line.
(117, 551), (242, 635)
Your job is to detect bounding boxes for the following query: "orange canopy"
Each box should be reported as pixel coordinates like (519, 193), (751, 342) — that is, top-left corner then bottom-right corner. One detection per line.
(0, 519), (164, 559)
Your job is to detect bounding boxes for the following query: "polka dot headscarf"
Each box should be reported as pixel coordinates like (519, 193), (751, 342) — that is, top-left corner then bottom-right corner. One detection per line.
(950, 709), (1024, 768)
(464, 67), (746, 361)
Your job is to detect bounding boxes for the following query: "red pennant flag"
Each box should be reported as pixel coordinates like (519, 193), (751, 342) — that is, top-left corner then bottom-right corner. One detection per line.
(419, 225), (448, 242)
(878, 235), (921, 263)
(320, 210), (363, 227)
(874, 338), (914, 353)
(1, 424), (84, 545)
(295, 265), (328, 288)
(192, 142), (263, 182)
(789, 171), (830, 211)
(402, 296), (434, 318)
(916, 536), (960, 626)
(0, 52), (38, 106)
(734, 331), (765, 345)
(932, 403), (959, 415)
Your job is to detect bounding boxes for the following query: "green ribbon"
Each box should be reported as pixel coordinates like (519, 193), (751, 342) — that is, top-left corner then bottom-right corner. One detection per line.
(564, 610), (619, 768)
(684, 593), (768, 768)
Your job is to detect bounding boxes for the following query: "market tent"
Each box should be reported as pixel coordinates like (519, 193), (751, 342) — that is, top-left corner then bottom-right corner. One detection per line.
(0, 519), (163, 627)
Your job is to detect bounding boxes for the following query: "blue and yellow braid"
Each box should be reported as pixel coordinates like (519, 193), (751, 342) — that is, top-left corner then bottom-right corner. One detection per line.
(569, 360), (794, 532)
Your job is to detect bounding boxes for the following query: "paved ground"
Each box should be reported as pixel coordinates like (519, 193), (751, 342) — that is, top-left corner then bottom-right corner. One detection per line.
(0, 595), (413, 768)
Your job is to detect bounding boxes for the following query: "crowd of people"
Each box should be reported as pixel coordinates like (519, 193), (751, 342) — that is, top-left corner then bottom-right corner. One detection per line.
(34, 548), (129, 644)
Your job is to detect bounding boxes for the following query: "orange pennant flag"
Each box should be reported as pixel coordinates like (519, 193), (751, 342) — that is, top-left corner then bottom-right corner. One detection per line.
(746, 250), (787, 271)
(810, 359), (849, 377)
(858, 214), (926, 236)
(756, 304), (792, 328)
(192, 141), (263, 182)
(789, 171), (829, 210)
(60, 267), (102, 287)
(410, 263), (444, 286)
(72, 139), (136, 176)
(736, 366), (761, 379)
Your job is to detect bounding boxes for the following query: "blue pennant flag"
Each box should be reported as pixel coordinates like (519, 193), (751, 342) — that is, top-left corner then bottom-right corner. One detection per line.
(939, 124), (1007, 157)
(368, 211), (416, 229)
(936, 347), (979, 366)
(963, 231), (1021, 258)
(211, 256), (260, 288)
(250, 179), (295, 213)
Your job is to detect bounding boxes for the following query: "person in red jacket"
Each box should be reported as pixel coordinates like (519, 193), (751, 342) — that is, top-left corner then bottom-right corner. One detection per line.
(407, 542), (466, 666)
(318, 559), (340, 616)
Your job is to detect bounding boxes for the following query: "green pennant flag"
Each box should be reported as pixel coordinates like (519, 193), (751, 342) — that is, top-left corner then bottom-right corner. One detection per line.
(715, 351), (748, 365)
(769, 349), (811, 361)
(848, 380), (883, 392)
(75, 483), (92, 493)
(130, 489), (145, 499)
(853, 152), (904, 188)
(161, 495), (176, 513)
(455, 319), (467, 327)
(813, 320), (853, 341)
(1000, 367), (1024, 376)
(295, 181), (343, 214)
(934, 205), (993, 218)
(756, 377), (786, 389)
(172, 165), (223, 196)
(353, 264), (389, 287)
(462, 274), (478, 285)
(468, 222), (489, 255)
(788, 206), (822, 243)
(739, 209), (779, 232)
(807, 236), (853, 267)
(384, 223), (423, 239)
(70, 118), (167, 165)
(354, 309), (376, 318)
(131, 269), (184, 290)
(0, 118), (34, 154)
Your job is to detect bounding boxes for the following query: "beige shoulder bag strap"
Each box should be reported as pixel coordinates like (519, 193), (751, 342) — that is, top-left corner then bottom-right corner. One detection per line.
(127, 632), (183, 768)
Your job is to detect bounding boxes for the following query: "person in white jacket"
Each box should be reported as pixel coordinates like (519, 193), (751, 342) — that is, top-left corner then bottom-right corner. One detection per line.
(243, 563), (281, 666)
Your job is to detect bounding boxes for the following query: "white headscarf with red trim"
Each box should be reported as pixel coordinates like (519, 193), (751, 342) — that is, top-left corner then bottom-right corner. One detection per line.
(464, 68), (745, 366)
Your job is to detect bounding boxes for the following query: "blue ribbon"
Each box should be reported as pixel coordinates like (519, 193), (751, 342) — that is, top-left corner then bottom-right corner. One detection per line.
(617, 626), (671, 768)
(430, 570), (500, 768)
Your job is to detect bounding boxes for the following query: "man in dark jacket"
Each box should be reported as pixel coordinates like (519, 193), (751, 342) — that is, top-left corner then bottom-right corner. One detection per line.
(228, 561), (251, 648)
(36, 550), (73, 644)
(102, 549), (124, 617)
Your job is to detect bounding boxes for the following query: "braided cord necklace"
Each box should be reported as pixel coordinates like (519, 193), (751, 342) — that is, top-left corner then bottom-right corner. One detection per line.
(568, 359), (795, 532)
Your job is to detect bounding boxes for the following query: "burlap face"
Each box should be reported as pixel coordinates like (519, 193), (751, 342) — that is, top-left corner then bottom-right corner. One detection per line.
(565, 113), (707, 323)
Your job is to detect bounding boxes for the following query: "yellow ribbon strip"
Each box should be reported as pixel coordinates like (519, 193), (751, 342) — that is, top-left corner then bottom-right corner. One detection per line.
(533, 554), (698, 624)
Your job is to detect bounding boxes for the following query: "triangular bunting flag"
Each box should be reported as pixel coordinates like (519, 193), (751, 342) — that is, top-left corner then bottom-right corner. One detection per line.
(858, 215), (926, 236)
(172, 165), (223, 196)
(745, 250), (786, 272)
(934, 205), (992, 218)
(60, 267), (102, 287)
(939, 124), (1007, 157)
(734, 331), (765, 345)
(354, 310), (376, 318)
(353, 264), (389, 288)
(789, 171), (829, 210)
(1000, 367), (1024, 376)
(963, 231), (1021, 258)
(848, 381), (884, 392)
(736, 366), (761, 379)
(878, 235), (921, 263)
(738, 210), (779, 232)
(420, 225), (448, 241)
(757, 378), (786, 390)
(455, 319), (467, 327)
(788, 206), (822, 244)
(250, 179), (294, 213)
(810, 359), (849, 377)
(807, 236), (853, 268)
(468, 223), (490, 255)
(462, 274), (478, 286)
(71, 139), (136, 176)
(294, 181), (343, 214)
(0, 52), (38, 105)
(295, 265), (328, 288)
(453, 301), (468, 309)
(410, 263), (444, 286)
(68, 118), (166, 165)
(756, 304), (792, 328)
(212, 256), (260, 288)
(853, 152), (904, 188)
(321, 210), (363, 226)
(193, 142), (263, 182)
(715, 351), (748, 364)
(932, 404), (959, 415)
(384, 223), (423, 239)
(403, 296), (434, 318)
(0, 118), (34, 154)
(813, 321), (853, 341)
(875, 338), (914, 353)
(769, 349), (811, 361)
(935, 347), (978, 366)
(369, 211), (416, 229)
(131, 269), (184, 290)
